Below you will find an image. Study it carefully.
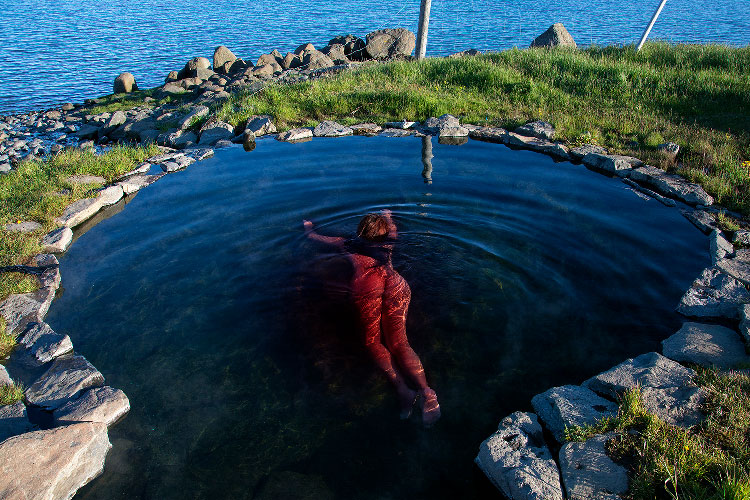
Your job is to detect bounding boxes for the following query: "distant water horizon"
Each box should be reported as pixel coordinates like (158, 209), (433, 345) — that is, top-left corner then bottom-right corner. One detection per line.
(1, 0), (749, 115)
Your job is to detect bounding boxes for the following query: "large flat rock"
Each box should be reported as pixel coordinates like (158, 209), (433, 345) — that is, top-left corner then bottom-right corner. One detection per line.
(630, 165), (714, 206)
(559, 433), (628, 500)
(716, 249), (750, 286)
(468, 126), (510, 144)
(54, 386), (130, 427)
(0, 422), (110, 500)
(19, 321), (73, 364)
(312, 120), (353, 137)
(117, 173), (164, 195)
(277, 127), (313, 142)
(662, 322), (749, 369)
(0, 287), (55, 336)
(475, 411), (564, 500)
(506, 132), (570, 159)
(531, 385), (618, 443)
(677, 267), (750, 319)
(25, 355), (105, 410)
(582, 152), (638, 176)
(54, 197), (104, 228)
(583, 352), (703, 427)
(41, 227), (73, 253)
(0, 402), (35, 442)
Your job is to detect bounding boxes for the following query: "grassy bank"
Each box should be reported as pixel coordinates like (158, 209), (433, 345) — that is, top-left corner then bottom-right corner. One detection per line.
(211, 43), (750, 214)
(566, 369), (750, 499)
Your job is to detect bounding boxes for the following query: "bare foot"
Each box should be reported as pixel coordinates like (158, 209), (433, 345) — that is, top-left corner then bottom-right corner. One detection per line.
(421, 388), (441, 427)
(397, 385), (418, 420)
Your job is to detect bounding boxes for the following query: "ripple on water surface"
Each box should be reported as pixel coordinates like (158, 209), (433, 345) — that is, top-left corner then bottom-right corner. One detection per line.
(45, 137), (707, 499)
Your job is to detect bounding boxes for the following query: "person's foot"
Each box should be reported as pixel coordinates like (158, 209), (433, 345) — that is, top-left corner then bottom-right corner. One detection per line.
(397, 385), (418, 419)
(420, 388), (441, 427)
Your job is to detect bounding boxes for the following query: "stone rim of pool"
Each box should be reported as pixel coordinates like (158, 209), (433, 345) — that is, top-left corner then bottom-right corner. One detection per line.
(1, 118), (748, 500)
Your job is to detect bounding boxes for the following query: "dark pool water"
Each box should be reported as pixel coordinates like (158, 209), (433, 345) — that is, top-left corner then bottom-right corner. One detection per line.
(45, 137), (707, 499)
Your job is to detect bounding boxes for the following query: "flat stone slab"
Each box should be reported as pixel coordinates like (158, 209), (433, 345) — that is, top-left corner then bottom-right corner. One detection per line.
(3, 221), (41, 233)
(19, 321), (73, 364)
(663, 322), (750, 369)
(506, 132), (570, 159)
(630, 165), (714, 206)
(117, 173), (164, 195)
(66, 174), (105, 185)
(177, 105), (209, 130)
(54, 386), (130, 427)
(570, 144), (607, 160)
(25, 355), (105, 410)
(559, 433), (628, 500)
(583, 352), (704, 427)
(380, 128), (416, 137)
(54, 197), (103, 228)
(681, 208), (717, 234)
(475, 411), (564, 500)
(0, 402), (35, 442)
(384, 119), (417, 129)
(677, 267), (750, 319)
(41, 226), (73, 253)
(0, 288), (54, 336)
(0, 365), (10, 383)
(531, 385), (618, 443)
(147, 152), (195, 173)
(582, 152), (639, 176)
(515, 120), (555, 141)
(277, 127), (313, 142)
(312, 120), (353, 137)
(716, 249), (750, 286)
(740, 304), (750, 344)
(183, 148), (214, 162)
(97, 185), (124, 206)
(0, 422), (110, 500)
(711, 229), (735, 265)
(350, 123), (382, 136)
(468, 126), (510, 144)
(622, 178), (676, 206)
(244, 115), (277, 136)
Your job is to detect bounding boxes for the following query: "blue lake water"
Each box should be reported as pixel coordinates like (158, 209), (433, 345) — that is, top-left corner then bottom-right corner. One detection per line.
(1, 0), (749, 115)
(43, 137), (708, 499)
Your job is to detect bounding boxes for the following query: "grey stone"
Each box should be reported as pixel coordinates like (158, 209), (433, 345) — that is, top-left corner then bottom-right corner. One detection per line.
(740, 304), (750, 344)
(559, 434), (628, 500)
(711, 229), (735, 265)
(515, 120), (555, 140)
(159, 82), (187, 96)
(313, 121), (353, 137)
(320, 43), (349, 64)
(184, 148), (214, 162)
(582, 152), (640, 176)
(677, 266), (750, 319)
(40, 226), (72, 252)
(74, 124), (100, 140)
(506, 132), (570, 159)
(198, 121), (234, 145)
(350, 123), (382, 136)
(54, 197), (103, 227)
(531, 23), (577, 48)
(381, 128), (416, 137)
(54, 386), (130, 427)
(26, 355), (105, 410)
(329, 34), (366, 61)
(384, 119), (417, 129)
(438, 128), (469, 140)
(177, 56), (210, 80)
(173, 131), (197, 149)
(424, 115), (467, 136)
(3, 221), (41, 233)
(177, 105), (209, 130)
(658, 142), (680, 157)
(531, 385), (617, 443)
(282, 52), (302, 70)
(213, 45), (236, 73)
(252, 63), (281, 78)
(583, 352), (704, 427)
(277, 128), (313, 142)
(0, 402), (35, 442)
(117, 173), (163, 195)
(96, 185), (123, 206)
(733, 230), (750, 246)
(101, 110), (127, 134)
(19, 321), (73, 364)
(0, 422), (110, 500)
(0, 364), (9, 383)
(256, 53), (283, 67)
(468, 126), (510, 144)
(365, 28), (416, 59)
(447, 49), (482, 58)
(630, 165), (714, 206)
(663, 322), (749, 369)
(66, 174), (105, 186)
(681, 208), (716, 234)
(113, 72), (138, 93)
(0, 288), (55, 336)
(475, 412), (564, 500)
(303, 51), (335, 70)
(622, 178), (677, 206)
(716, 249), (750, 286)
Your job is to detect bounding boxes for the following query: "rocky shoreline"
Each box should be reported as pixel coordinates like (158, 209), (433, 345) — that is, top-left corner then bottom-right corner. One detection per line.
(1, 26), (749, 500)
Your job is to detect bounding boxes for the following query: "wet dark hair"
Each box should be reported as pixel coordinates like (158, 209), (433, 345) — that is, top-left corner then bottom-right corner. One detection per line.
(356, 214), (389, 242)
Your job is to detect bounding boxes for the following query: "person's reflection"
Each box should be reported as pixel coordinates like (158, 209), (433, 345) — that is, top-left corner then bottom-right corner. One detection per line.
(421, 136), (433, 185)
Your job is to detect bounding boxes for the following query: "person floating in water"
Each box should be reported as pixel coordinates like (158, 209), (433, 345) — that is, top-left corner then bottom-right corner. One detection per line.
(303, 210), (441, 426)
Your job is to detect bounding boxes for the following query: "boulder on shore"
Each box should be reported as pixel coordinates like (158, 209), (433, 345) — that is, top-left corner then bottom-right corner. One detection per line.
(113, 72), (138, 94)
(531, 23), (577, 49)
(328, 34), (366, 61)
(365, 28), (416, 59)
(213, 45), (237, 73)
(177, 57), (211, 80)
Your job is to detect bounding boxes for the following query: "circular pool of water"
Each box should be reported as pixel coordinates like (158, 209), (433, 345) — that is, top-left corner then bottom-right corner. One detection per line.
(45, 136), (707, 499)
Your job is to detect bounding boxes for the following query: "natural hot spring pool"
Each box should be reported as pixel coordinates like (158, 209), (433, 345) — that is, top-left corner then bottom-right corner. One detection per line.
(45, 136), (707, 499)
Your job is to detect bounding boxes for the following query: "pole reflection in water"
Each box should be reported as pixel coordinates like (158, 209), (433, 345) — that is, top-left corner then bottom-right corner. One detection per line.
(421, 135), (433, 184)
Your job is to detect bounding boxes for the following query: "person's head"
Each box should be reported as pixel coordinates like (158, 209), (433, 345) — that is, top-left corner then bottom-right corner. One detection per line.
(357, 213), (389, 242)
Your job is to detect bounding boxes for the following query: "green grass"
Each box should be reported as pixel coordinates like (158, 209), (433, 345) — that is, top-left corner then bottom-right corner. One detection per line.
(0, 382), (24, 406)
(0, 144), (159, 299)
(208, 43), (750, 215)
(0, 316), (17, 359)
(565, 369), (750, 500)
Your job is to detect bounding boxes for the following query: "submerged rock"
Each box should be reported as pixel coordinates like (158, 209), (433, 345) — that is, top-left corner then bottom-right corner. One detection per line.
(476, 412), (564, 500)
(531, 385), (617, 443)
(662, 322), (750, 369)
(559, 433), (628, 500)
(677, 266), (750, 319)
(0, 422), (111, 500)
(530, 23), (577, 49)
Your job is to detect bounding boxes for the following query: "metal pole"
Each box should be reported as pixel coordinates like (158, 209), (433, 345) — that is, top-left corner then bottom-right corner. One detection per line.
(416, 0), (432, 59)
(636, 0), (668, 51)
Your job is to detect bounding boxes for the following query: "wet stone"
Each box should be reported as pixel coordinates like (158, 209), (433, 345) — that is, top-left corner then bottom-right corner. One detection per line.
(54, 386), (130, 427)
(25, 355), (105, 410)
(531, 385), (617, 443)
(475, 411), (564, 500)
(559, 433), (628, 500)
(381, 128), (416, 138)
(19, 321), (73, 364)
(663, 322), (750, 369)
(677, 266), (750, 320)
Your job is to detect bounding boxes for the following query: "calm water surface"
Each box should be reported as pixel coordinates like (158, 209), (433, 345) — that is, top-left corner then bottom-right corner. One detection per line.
(43, 137), (707, 499)
(1, 0), (749, 114)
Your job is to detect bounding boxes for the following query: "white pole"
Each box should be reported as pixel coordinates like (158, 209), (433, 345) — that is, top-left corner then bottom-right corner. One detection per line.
(416, 0), (432, 59)
(637, 0), (668, 51)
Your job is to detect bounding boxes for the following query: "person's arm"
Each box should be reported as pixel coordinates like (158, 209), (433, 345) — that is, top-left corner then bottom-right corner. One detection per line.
(382, 209), (397, 240)
(303, 220), (346, 248)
